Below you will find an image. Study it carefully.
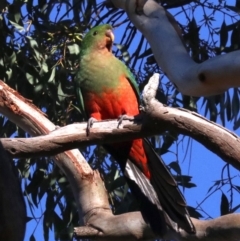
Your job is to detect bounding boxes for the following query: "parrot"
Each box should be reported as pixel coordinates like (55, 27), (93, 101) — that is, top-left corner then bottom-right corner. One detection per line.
(75, 24), (195, 235)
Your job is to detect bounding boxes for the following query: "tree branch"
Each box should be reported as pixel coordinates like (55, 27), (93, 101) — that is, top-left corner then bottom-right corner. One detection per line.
(0, 79), (240, 241)
(0, 80), (94, 225)
(110, 0), (240, 96)
(1, 75), (240, 171)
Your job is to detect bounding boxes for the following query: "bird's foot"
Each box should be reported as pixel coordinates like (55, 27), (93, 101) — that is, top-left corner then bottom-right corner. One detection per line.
(139, 105), (146, 112)
(117, 115), (135, 128)
(50, 125), (61, 133)
(87, 117), (97, 136)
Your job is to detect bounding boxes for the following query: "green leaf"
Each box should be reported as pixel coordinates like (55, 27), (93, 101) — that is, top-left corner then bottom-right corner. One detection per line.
(161, 131), (178, 155)
(53, 211), (63, 240)
(231, 26), (240, 50)
(50, 176), (57, 186)
(179, 182), (196, 188)
(43, 212), (50, 241)
(26, 37), (42, 62)
(174, 175), (196, 188)
(39, 62), (49, 75)
(138, 48), (152, 59)
(220, 192), (229, 216)
(30, 234), (36, 241)
(6, 49), (16, 66)
(208, 98), (217, 122)
(188, 17), (199, 44)
(226, 90), (232, 121)
(207, 180), (220, 194)
(169, 161), (181, 175)
(9, 20), (24, 31)
(231, 203), (240, 212)
(109, 176), (126, 192)
(187, 206), (203, 219)
(233, 117), (240, 130)
(57, 82), (65, 102)
(115, 44), (130, 63)
(58, 177), (67, 183)
(232, 89), (239, 120)
(26, 72), (35, 85)
(67, 43), (80, 55)
(48, 67), (56, 83)
(8, 2), (23, 25)
(34, 84), (43, 93)
(0, 0), (8, 12)
(219, 95), (225, 126)
(220, 20), (228, 51)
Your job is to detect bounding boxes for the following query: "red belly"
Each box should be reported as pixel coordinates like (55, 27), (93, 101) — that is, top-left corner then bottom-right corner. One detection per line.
(83, 75), (150, 178)
(83, 76), (139, 120)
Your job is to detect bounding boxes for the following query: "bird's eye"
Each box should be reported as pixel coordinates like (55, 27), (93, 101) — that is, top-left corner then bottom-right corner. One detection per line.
(93, 31), (98, 36)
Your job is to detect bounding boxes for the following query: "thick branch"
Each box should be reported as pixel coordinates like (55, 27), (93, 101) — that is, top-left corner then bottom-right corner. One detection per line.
(111, 0), (240, 96)
(0, 80), (171, 240)
(1, 78), (240, 171)
(0, 79), (240, 240)
(0, 81), (93, 225)
(74, 170), (156, 241)
(75, 75), (240, 241)
(75, 213), (240, 241)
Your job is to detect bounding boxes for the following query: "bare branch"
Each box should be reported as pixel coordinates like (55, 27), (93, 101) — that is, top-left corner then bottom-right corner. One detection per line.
(75, 170), (240, 241)
(73, 170), (156, 241)
(0, 79), (240, 240)
(0, 80), (165, 240)
(111, 0), (240, 96)
(74, 213), (240, 241)
(1, 75), (240, 171)
(0, 80), (93, 224)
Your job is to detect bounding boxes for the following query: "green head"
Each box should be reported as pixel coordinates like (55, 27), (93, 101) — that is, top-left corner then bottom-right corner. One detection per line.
(80, 24), (114, 55)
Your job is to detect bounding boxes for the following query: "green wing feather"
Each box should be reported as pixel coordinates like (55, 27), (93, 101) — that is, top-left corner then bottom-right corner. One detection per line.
(75, 81), (86, 118)
(125, 66), (141, 104)
(76, 24), (141, 116)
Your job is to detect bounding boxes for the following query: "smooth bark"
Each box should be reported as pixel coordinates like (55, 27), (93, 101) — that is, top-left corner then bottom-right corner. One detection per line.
(1, 75), (240, 172)
(111, 0), (240, 96)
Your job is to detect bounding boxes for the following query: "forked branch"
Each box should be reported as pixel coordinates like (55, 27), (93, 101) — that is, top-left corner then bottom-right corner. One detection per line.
(0, 78), (239, 240)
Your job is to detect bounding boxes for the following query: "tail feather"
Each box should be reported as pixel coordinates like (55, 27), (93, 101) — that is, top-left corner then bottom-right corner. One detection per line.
(104, 141), (195, 234)
(124, 160), (175, 235)
(143, 139), (195, 233)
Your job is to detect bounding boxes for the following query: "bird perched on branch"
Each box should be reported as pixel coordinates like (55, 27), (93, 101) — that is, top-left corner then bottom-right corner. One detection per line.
(75, 24), (195, 235)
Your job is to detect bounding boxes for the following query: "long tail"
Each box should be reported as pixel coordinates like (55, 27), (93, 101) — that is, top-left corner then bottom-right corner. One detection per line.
(142, 139), (195, 233)
(104, 139), (195, 235)
(124, 159), (172, 235)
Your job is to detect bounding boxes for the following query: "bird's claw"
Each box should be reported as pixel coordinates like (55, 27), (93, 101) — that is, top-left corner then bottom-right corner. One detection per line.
(87, 117), (97, 136)
(117, 115), (134, 128)
(139, 105), (146, 113)
(50, 125), (61, 132)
